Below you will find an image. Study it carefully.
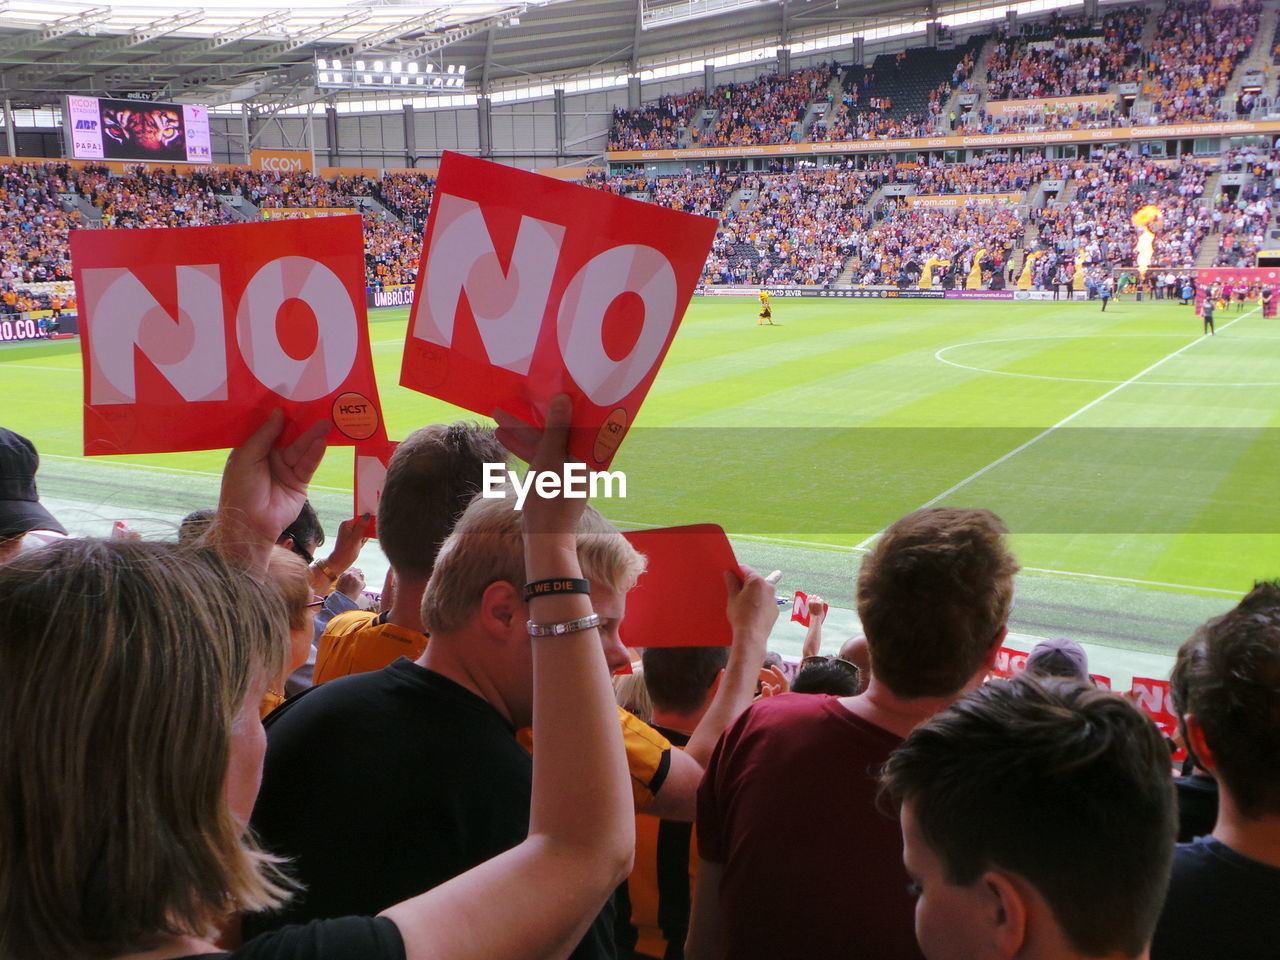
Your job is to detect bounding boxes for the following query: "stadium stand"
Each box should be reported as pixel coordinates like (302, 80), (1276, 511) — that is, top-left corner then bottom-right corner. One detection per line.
(1145, 0), (1261, 123)
(982, 5), (1146, 101)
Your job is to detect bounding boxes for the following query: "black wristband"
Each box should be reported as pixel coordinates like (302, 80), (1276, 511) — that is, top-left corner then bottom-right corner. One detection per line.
(524, 577), (591, 602)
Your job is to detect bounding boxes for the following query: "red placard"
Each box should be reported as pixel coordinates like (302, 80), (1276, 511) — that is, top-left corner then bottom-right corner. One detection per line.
(620, 524), (738, 647)
(71, 216), (385, 455)
(400, 152), (718, 468)
(791, 591), (811, 627)
(1129, 676), (1186, 762)
(991, 646), (1029, 679)
(354, 439), (400, 539)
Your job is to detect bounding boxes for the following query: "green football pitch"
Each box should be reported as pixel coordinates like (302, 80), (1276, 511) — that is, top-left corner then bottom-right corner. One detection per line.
(4, 294), (1279, 673)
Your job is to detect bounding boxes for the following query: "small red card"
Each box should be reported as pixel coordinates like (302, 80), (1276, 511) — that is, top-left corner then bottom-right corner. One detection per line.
(400, 152), (718, 468)
(791, 591), (811, 627)
(620, 524), (739, 647)
(354, 439), (400, 539)
(72, 216), (384, 455)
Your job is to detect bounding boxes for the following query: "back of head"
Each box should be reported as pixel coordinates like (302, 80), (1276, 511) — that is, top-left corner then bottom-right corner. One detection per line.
(422, 494), (646, 635)
(641, 646), (730, 715)
(178, 508), (217, 545)
(0, 539), (290, 960)
(791, 657), (861, 696)
(378, 423), (509, 580)
(857, 507), (1018, 698)
(882, 675), (1176, 958)
(278, 499), (323, 560)
(1025, 637), (1090, 685)
(1171, 579), (1280, 819)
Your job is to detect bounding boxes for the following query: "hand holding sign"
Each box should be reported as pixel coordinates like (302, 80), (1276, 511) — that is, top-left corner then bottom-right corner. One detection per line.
(211, 408), (328, 571)
(401, 152), (718, 468)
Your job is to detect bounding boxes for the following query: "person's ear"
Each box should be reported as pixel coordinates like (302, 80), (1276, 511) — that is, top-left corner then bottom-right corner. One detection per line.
(1185, 714), (1217, 772)
(279, 535), (295, 551)
(705, 668), (725, 707)
(983, 870), (1027, 958)
(478, 581), (523, 639)
(985, 625), (1008, 670)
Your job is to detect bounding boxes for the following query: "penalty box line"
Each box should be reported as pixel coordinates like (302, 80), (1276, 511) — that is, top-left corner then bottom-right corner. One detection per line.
(852, 306), (1262, 552)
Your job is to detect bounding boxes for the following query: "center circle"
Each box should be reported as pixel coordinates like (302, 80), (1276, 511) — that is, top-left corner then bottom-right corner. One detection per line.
(935, 334), (1280, 388)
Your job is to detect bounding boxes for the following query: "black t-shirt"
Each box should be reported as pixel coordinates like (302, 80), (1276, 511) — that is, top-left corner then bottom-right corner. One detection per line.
(1151, 837), (1280, 960)
(176, 917), (403, 959)
(247, 658), (615, 959)
(1172, 771), (1217, 843)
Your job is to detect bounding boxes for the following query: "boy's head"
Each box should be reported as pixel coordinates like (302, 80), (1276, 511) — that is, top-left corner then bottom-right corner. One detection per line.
(881, 675), (1176, 960)
(857, 507), (1018, 698)
(1171, 579), (1280, 819)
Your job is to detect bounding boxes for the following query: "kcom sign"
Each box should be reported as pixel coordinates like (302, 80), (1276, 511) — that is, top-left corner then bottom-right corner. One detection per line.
(250, 149), (314, 173)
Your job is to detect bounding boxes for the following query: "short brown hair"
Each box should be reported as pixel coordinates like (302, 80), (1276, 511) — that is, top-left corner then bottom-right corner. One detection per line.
(421, 494), (646, 635)
(378, 423), (509, 580)
(856, 507), (1018, 697)
(0, 540), (291, 960)
(1171, 580), (1280, 818)
(881, 675), (1176, 958)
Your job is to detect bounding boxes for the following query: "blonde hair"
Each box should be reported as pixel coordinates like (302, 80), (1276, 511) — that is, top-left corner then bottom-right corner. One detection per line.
(0, 539), (292, 960)
(266, 544), (313, 632)
(421, 495), (646, 635)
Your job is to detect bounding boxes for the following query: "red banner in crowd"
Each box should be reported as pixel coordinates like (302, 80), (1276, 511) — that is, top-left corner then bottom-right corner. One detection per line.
(791, 591), (812, 627)
(620, 524), (738, 647)
(400, 152), (718, 468)
(72, 216), (385, 455)
(992, 646), (1029, 679)
(354, 439), (399, 539)
(1194, 266), (1280, 318)
(1129, 676), (1186, 762)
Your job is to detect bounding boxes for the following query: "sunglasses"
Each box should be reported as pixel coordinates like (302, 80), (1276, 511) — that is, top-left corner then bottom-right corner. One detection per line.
(306, 595), (327, 608)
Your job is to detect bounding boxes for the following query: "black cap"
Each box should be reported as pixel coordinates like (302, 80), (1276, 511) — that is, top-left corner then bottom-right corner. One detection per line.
(0, 428), (66, 538)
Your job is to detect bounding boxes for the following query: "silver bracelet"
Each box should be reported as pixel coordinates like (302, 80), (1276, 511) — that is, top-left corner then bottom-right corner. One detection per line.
(526, 613), (601, 637)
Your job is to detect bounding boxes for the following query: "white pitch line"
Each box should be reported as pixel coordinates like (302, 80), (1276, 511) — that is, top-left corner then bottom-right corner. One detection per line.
(612, 523), (1238, 595)
(935, 332), (1280, 386)
(1017, 564), (1241, 596)
(854, 305), (1261, 552)
(2, 364), (80, 372)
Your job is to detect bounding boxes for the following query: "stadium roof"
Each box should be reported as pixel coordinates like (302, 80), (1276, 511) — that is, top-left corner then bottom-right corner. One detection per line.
(0, 0), (1076, 111)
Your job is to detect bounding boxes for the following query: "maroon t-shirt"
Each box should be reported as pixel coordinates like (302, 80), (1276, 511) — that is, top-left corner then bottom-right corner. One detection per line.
(697, 694), (923, 960)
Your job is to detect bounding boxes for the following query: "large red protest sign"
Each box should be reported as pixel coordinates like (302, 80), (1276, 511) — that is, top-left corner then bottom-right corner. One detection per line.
(71, 216), (385, 455)
(620, 524), (739, 647)
(354, 439), (399, 539)
(400, 152), (718, 467)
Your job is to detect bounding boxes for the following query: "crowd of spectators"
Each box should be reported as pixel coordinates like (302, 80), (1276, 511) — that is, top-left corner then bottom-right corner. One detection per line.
(1209, 148), (1279, 267)
(378, 172), (435, 229)
(984, 5), (1147, 101)
(608, 92), (710, 150)
(7, 351), (1278, 960)
(900, 153), (1069, 196)
(85, 166), (238, 229)
(963, 99), (1124, 134)
(1145, 0), (1261, 123)
(703, 66), (834, 147)
(1028, 150), (1212, 277)
(0, 162), (79, 284)
(848, 204), (1023, 287)
(704, 165), (880, 285)
(363, 213), (422, 286)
